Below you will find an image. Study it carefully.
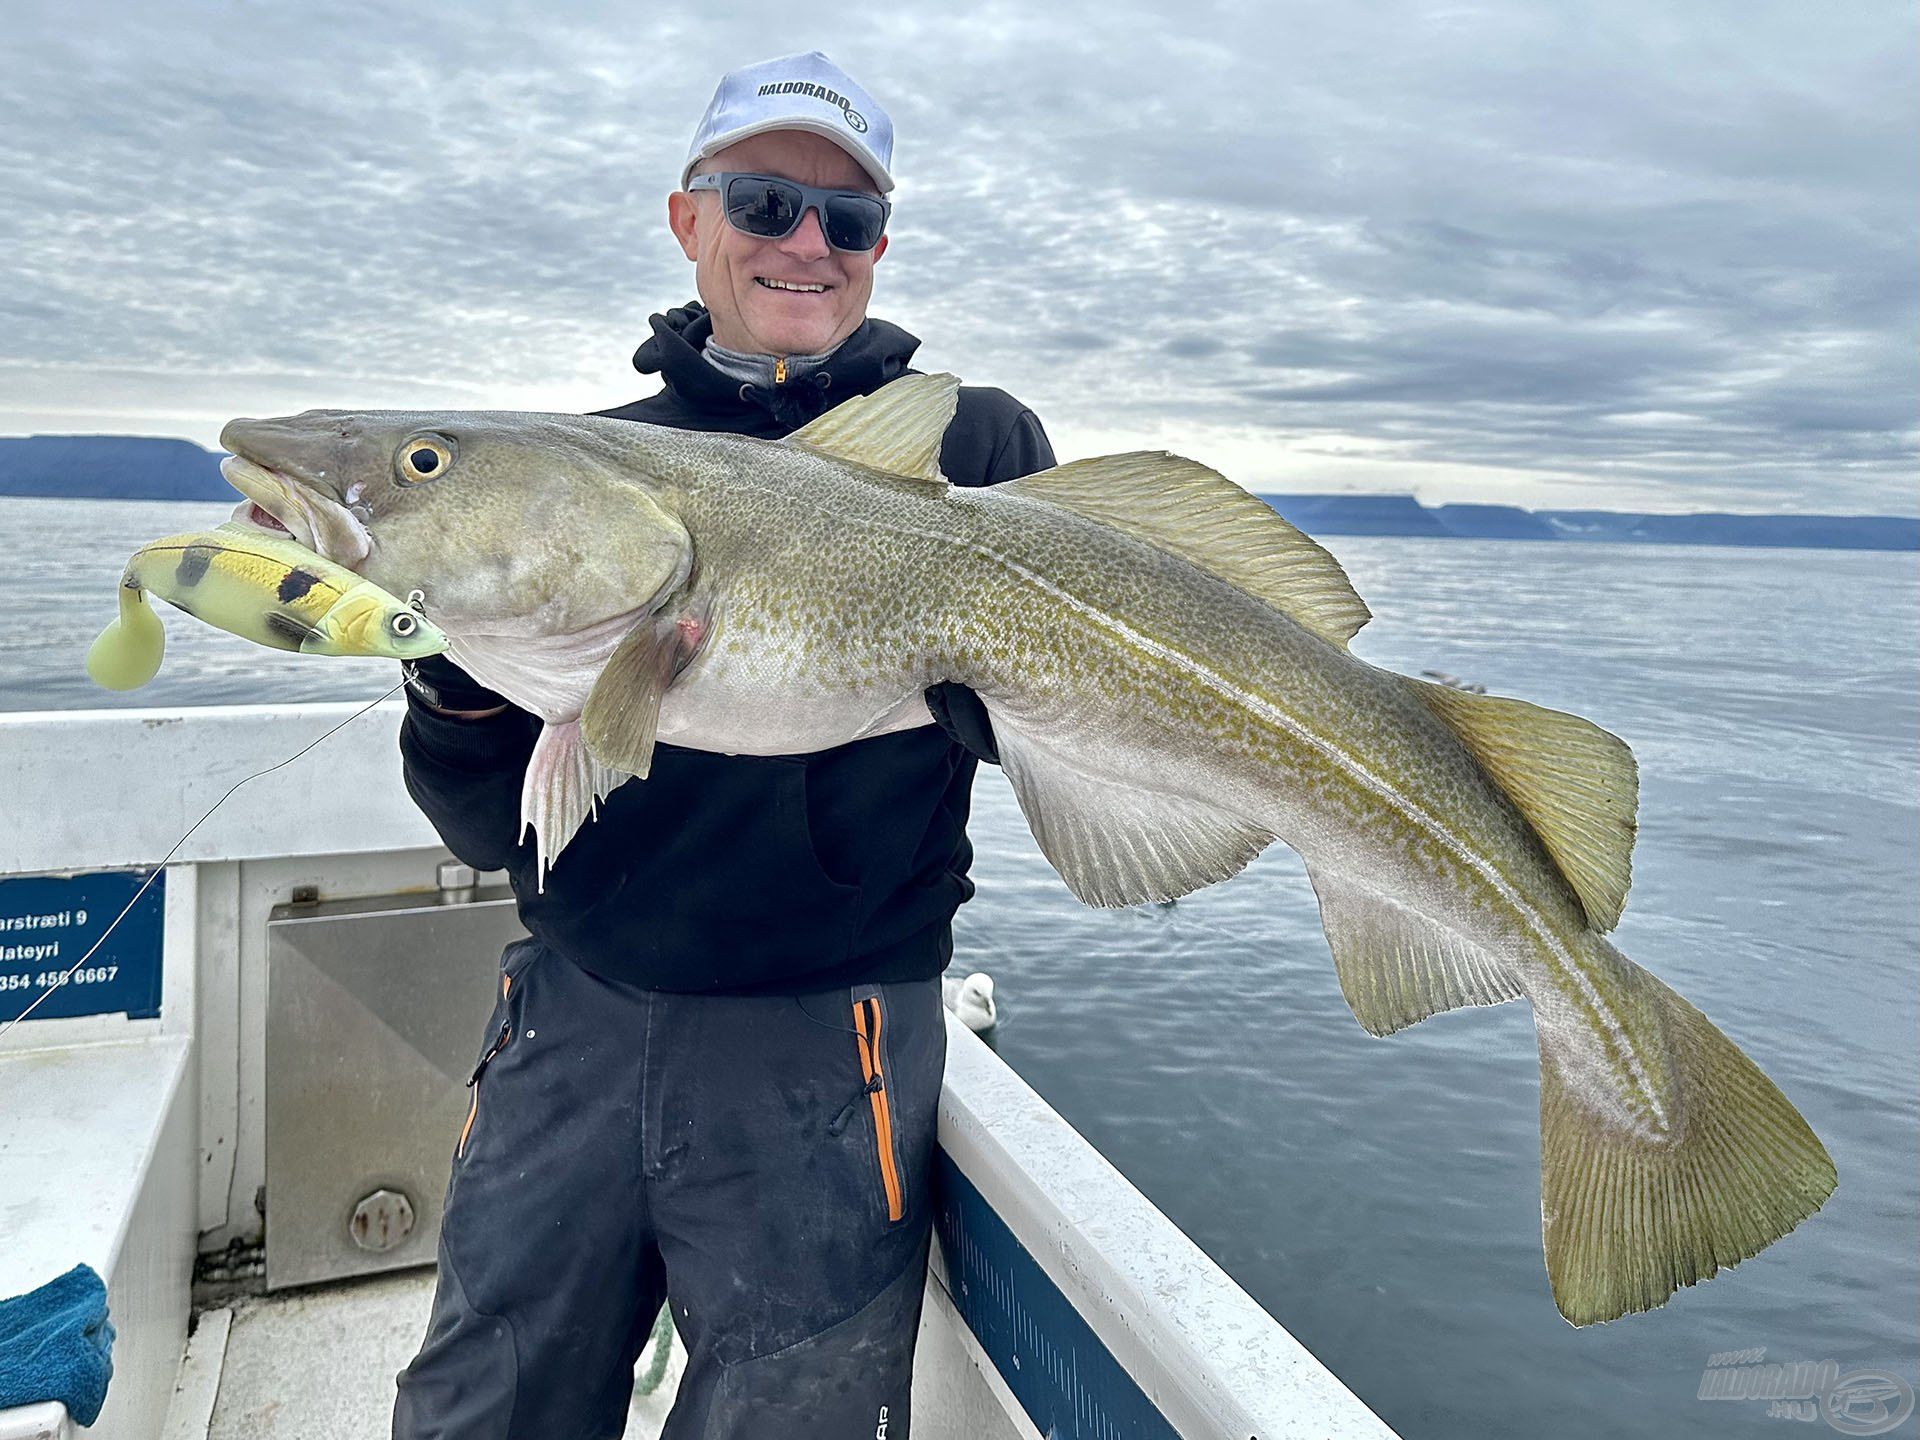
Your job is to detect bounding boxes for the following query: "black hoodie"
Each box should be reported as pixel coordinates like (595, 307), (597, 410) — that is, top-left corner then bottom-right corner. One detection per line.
(397, 303), (1054, 994)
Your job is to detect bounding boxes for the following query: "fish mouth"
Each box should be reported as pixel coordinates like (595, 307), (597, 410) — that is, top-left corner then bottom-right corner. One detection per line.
(219, 454), (372, 568)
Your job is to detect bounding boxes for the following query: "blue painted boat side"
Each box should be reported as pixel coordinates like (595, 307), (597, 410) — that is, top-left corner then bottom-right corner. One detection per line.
(935, 1150), (1181, 1440)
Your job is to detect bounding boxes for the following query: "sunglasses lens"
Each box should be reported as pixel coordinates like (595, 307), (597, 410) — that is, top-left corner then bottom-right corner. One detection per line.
(725, 177), (804, 238)
(718, 176), (887, 252)
(823, 195), (887, 252)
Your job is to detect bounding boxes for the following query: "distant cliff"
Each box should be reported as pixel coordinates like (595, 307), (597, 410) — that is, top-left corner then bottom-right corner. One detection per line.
(1263, 494), (1917, 552)
(3, 435), (1914, 552)
(1532, 508), (1918, 550)
(1255, 493), (1451, 537)
(0, 435), (232, 501)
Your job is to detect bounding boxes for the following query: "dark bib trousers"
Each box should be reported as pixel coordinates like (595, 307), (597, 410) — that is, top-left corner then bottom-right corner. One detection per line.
(394, 941), (945, 1439)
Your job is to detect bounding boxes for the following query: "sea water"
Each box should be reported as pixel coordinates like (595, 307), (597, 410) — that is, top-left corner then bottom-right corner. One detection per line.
(3, 496), (1915, 1438)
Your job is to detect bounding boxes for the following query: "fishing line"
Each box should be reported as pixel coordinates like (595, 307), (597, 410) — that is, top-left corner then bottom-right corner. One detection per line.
(0, 682), (407, 1042)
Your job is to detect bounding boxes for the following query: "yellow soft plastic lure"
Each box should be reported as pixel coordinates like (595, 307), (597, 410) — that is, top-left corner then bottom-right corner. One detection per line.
(86, 522), (447, 690)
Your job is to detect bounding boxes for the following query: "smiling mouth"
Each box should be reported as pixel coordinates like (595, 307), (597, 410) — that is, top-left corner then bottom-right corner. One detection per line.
(755, 277), (830, 293)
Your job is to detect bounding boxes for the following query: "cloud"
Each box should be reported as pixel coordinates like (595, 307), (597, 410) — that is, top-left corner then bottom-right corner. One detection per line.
(0, 0), (1912, 511)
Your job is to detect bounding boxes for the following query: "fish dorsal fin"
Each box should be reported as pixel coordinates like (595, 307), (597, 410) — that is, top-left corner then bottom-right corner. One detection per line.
(999, 454), (1371, 649)
(787, 372), (959, 490)
(1411, 680), (1639, 931)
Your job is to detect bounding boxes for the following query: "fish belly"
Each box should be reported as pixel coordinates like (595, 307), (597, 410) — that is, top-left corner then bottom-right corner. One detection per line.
(652, 610), (935, 755)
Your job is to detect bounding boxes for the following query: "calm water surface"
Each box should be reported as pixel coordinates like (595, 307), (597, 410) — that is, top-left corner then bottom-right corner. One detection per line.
(4, 497), (1917, 1438)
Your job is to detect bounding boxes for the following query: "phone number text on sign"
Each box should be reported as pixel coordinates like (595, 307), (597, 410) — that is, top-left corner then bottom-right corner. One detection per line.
(0, 966), (122, 991)
(0, 870), (164, 1023)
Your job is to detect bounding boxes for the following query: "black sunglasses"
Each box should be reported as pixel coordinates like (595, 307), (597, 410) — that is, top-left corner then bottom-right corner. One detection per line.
(686, 172), (891, 254)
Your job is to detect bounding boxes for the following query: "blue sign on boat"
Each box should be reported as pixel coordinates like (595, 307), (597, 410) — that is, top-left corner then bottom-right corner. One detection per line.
(0, 869), (165, 1023)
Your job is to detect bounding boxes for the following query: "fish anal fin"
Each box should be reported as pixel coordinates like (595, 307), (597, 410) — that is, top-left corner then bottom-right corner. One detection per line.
(1412, 680), (1639, 931)
(993, 720), (1274, 907)
(1000, 454), (1371, 649)
(787, 372), (958, 490)
(1306, 868), (1521, 1036)
(519, 719), (630, 887)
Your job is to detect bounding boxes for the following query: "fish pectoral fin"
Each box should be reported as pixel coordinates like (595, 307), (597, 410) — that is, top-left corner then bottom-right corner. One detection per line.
(519, 719), (631, 886)
(993, 720), (1274, 907)
(1410, 680), (1638, 931)
(786, 372), (957, 490)
(580, 609), (705, 778)
(1304, 867), (1521, 1036)
(998, 454), (1371, 649)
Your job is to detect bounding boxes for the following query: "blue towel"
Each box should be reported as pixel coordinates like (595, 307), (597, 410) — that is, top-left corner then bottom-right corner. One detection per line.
(0, 1264), (115, 1425)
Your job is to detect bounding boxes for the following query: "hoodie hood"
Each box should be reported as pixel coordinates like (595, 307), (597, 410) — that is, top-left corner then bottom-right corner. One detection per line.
(631, 301), (922, 427)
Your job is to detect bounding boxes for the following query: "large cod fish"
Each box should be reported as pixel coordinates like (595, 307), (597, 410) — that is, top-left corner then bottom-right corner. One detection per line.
(218, 374), (1834, 1325)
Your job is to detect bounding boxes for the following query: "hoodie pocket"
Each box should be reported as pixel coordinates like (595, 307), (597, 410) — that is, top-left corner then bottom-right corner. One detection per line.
(780, 755), (863, 897)
(850, 985), (906, 1223)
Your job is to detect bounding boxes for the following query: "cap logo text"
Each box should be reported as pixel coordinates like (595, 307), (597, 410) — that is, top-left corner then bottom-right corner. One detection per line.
(756, 80), (869, 134)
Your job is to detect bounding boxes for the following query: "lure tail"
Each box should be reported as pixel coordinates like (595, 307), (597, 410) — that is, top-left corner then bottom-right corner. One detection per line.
(86, 582), (166, 690)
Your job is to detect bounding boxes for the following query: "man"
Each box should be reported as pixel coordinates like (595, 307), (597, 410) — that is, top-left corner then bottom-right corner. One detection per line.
(391, 52), (1053, 1440)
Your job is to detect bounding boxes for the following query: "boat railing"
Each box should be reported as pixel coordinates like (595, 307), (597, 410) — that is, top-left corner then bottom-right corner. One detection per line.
(0, 703), (1394, 1438)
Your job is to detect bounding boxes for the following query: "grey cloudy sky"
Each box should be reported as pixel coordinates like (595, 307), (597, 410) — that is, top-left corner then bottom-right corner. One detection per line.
(2, 0), (1912, 511)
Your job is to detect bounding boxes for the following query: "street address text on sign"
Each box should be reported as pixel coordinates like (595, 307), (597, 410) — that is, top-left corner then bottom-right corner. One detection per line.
(0, 869), (165, 1023)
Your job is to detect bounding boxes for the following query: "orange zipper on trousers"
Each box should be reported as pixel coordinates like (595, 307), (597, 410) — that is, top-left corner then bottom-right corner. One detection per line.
(852, 995), (904, 1222)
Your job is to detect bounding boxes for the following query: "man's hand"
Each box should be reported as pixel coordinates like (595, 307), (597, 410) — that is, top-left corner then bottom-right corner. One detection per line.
(404, 655), (510, 720)
(925, 682), (998, 765)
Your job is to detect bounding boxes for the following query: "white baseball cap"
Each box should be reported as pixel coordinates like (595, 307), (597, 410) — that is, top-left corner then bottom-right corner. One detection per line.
(681, 51), (895, 194)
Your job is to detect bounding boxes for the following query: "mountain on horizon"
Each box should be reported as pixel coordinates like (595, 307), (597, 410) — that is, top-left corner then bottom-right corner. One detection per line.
(1, 434), (1913, 552)
(0, 434), (234, 502)
(1263, 493), (1916, 552)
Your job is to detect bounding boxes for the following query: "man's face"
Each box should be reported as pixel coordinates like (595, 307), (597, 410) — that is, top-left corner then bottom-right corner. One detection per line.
(668, 130), (889, 356)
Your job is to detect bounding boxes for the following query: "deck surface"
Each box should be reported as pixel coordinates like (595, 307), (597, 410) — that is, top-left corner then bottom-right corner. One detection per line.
(205, 1269), (684, 1440)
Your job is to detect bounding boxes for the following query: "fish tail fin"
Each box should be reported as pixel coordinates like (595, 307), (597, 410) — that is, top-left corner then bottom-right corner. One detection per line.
(1537, 938), (1835, 1325)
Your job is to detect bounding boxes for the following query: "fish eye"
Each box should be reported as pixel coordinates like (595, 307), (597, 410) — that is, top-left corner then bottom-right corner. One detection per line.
(397, 435), (454, 485)
(389, 612), (418, 637)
